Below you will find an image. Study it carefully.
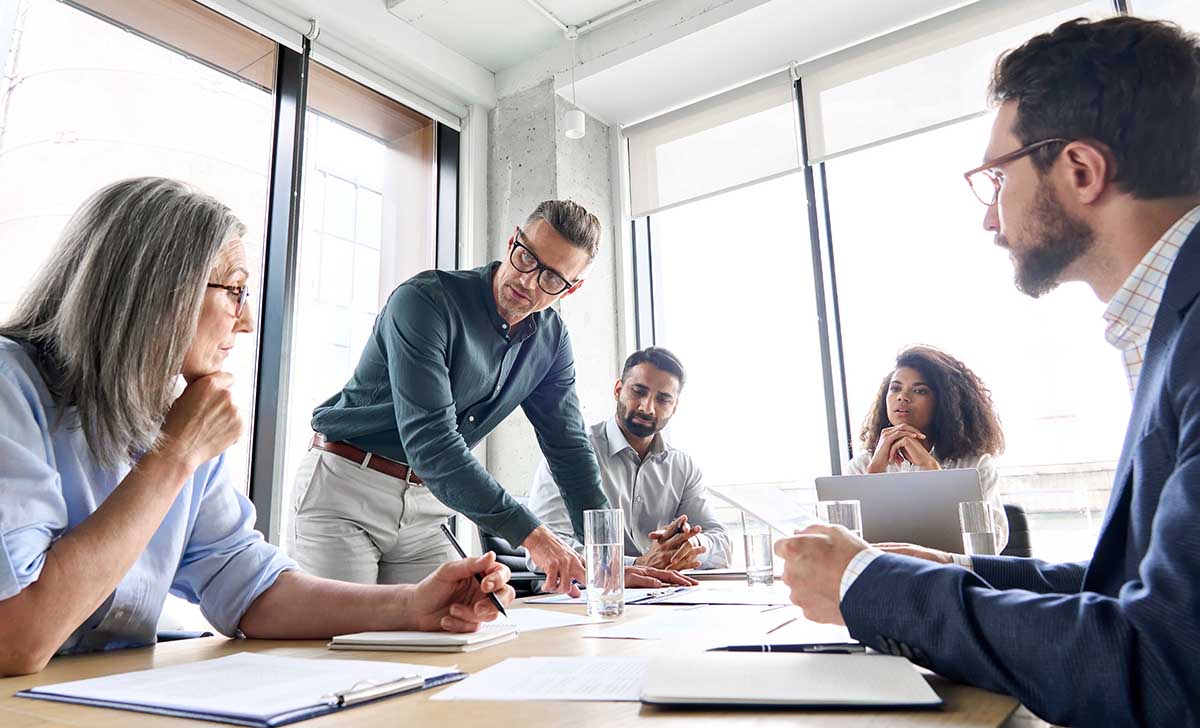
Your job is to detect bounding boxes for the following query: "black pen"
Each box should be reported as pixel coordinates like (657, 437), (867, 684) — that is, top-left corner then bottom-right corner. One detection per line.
(707, 643), (865, 654)
(439, 523), (507, 617)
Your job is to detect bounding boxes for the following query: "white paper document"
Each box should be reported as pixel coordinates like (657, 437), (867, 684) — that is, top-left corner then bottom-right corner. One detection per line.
(499, 607), (598, 632)
(589, 605), (854, 647)
(527, 587), (688, 605)
(21, 653), (456, 722)
(639, 584), (793, 606)
(431, 657), (650, 702)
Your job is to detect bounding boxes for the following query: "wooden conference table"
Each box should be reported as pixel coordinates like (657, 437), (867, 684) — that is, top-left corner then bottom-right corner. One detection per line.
(0, 590), (1019, 728)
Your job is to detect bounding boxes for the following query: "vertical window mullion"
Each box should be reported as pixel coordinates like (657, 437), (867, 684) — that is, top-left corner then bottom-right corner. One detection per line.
(795, 77), (849, 476)
(249, 39), (309, 543)
(631, 217), (656, 348)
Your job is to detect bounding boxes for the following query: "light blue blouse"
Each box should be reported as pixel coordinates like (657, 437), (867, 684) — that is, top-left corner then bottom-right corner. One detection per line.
(0, 337), (295, 654)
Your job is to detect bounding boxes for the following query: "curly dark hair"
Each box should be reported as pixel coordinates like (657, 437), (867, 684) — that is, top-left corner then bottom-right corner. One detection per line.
(990, 16), (1200, 199)
(860, 346), (1004, 462)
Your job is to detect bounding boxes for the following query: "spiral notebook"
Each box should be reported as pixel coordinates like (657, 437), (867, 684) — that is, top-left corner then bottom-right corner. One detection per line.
(16, 652), (465, 727)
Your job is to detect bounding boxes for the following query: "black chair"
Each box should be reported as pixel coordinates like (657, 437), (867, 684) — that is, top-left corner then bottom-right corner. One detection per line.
(157, 630), (213, 643)
(1000, 503), (1034, 557)
(479, 531), (544, 597)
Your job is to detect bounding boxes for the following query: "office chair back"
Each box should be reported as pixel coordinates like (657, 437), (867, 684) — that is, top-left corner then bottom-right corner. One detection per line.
(1001, 503), (1034, 558)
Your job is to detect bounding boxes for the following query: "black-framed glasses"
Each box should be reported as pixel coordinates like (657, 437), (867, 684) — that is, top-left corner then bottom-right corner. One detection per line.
(508, 226), (576, 295)
(207, 283), (250, 317)
(963, 137), (1070, 206)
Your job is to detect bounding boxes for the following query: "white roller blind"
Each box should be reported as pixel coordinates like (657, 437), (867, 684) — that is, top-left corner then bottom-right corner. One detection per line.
(800, 0), (1113, 164)
(625, 71), (801, 218)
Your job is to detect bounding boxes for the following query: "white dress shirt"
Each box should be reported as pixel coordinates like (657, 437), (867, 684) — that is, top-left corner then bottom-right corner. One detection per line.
(527, 416), (731, 569)
(840, 204), (1200, 602)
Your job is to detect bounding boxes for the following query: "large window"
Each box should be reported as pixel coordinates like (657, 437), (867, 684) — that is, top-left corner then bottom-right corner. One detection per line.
(279, 62), (438, 548)
(0, 0), (276, 492)
(630, 0), (1129, 563)
(644, 173), (828, 560)
(825, 116), (1129, 563)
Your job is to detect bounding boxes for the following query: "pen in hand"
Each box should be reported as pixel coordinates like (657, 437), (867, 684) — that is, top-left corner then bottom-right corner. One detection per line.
(439, 523), (508, 617)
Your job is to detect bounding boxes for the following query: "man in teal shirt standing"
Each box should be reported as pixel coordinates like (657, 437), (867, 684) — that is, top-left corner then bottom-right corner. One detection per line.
(291, 200), (690, 595)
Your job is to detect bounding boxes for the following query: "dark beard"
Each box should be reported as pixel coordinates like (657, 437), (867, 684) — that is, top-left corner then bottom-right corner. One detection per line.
(1007, 181), (1095, 298)
(622, 414), (658, 438)
(617, 401), (660, 437)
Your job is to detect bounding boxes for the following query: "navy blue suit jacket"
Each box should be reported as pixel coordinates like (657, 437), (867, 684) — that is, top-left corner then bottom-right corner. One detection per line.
(842, 223), (1200, 727)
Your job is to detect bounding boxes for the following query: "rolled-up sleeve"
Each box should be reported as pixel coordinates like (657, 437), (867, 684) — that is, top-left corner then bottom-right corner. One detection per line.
(0, 362), (67, 601)
(170, 455), (295, 637)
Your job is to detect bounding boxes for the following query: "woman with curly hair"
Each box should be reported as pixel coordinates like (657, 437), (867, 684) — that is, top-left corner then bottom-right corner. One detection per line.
(846, 345), (1008, 551)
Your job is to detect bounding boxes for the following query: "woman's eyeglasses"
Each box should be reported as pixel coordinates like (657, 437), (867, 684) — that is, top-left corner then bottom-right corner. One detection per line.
(206, 283), (250, 317)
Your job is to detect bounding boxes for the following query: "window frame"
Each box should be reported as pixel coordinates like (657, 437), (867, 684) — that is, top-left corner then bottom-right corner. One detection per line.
(630, 0), (1130, 505)
(29, 0), (460, 544)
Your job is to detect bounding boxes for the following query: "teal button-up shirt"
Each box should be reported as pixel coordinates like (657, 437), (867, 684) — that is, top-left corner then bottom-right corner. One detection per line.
(311, 263), (607, 545)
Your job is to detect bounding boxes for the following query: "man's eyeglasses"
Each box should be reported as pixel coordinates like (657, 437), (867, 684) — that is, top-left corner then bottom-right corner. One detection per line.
(508, 227), (576, 295)
(207, 283), (250, 317)
(963, 138), (1070, 206)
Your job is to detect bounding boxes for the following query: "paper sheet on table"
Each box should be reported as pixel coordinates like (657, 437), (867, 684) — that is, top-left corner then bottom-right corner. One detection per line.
(499, 607), (598, 631)
(430, 657), (649, 702)
(639, 584), (793, 606)
(527, 587), (687, 605)
(589, 605), (855, 646)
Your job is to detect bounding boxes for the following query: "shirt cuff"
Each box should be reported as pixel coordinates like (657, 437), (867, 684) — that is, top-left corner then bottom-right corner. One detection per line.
(950, 553), (974, 570)
(839, 547), (883, 602)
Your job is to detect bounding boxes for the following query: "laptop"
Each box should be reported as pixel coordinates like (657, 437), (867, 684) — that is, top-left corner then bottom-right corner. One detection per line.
(814, 468), (984, 553)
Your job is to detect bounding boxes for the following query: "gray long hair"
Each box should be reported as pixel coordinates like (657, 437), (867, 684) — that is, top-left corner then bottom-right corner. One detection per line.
(0, 177), (245, 469)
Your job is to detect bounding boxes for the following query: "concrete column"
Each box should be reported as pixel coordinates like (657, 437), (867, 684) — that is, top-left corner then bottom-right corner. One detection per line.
(485, 79), (619, 497)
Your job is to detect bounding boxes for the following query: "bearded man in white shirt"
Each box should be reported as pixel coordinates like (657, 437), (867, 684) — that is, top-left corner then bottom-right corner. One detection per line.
(528, 347), (731, 575)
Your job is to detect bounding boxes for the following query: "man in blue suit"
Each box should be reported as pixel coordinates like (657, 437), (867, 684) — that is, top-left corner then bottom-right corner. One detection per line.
(776, 16), (1200, 727)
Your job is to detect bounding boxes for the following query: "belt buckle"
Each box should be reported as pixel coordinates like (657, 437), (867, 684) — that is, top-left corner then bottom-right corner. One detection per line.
(404, 466), (419, 486)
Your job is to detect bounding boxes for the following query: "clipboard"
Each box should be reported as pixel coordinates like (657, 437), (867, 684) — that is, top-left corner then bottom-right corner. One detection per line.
(16, 652), (466, 727)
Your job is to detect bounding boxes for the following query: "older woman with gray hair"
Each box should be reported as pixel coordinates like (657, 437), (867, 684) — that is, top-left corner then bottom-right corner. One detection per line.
(0, 177), (513, 676)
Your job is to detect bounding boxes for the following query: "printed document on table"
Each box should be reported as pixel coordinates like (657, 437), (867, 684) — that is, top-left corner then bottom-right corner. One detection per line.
(639, 584), (792, 606)
(499, 607), (598, 631)
(431, 657), (650, 702)
(527, 587), (688, 605)
(587, 605), (852, 646)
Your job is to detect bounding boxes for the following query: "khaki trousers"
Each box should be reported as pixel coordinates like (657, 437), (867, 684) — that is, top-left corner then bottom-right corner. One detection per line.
(289, 448), (457, 584)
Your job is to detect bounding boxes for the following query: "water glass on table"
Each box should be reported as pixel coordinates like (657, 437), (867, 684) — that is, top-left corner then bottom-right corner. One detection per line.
(741, 512), (774, 586)
(958, 501), (998, 556)
(817, 499), (863, 538)
(584, 509), (625, 617)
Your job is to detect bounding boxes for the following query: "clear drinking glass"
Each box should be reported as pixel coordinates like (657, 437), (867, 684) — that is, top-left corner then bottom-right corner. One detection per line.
(959, 501), (997, 556)
(741, 512), (774, 586)
(818, 500), (863, 538)
(584, 509), (625, 617)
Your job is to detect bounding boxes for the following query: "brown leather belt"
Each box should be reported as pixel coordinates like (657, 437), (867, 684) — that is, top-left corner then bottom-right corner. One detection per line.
(310, 433), (424, 485)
